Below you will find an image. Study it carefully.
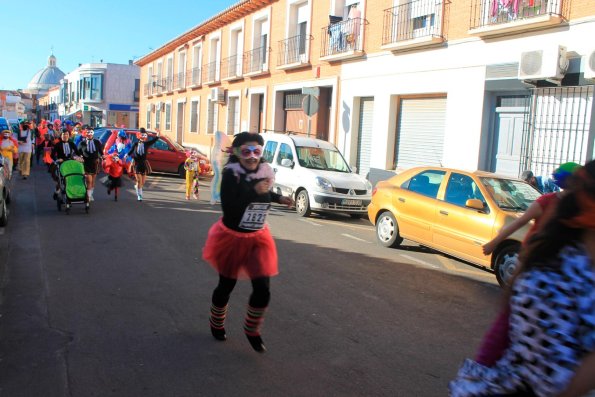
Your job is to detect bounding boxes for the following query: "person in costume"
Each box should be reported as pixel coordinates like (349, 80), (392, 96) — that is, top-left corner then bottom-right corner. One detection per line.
(450, 159), (595, 397)
(203, 132), (293, 353)
(0, 130), (18, 179)
(77, 129), (104, 201)
(127, 127), (159, 201)
(50, 130), (79, 199)
(184, 149), (201, 200)
(40, 133), (55, 171)
(105, 129), (133, 172)
(476, 162), (581, 368)
(35, 120), (48, 165)
(102, 152), (124, 201)
(16, 121), (33, 179)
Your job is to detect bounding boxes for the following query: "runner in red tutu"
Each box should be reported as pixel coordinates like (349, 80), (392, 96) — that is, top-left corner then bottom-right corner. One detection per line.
(203, 131), (293, 352)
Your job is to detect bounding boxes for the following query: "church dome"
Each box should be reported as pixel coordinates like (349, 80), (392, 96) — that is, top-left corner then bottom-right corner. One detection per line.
(27, 54), (65, 92)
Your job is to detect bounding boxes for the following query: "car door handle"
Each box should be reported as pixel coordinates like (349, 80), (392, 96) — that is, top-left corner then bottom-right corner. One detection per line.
(439, 210), (449, 216)
(398, 197), (405, 203)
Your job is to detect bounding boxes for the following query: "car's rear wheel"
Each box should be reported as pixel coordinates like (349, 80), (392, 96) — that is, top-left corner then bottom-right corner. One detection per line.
(494, 243), (520, 288)
(178, 164), (185, 179)
(0, 198), (7, 227)
(296, 190), (311, 217)
(376, 211), (403, 248)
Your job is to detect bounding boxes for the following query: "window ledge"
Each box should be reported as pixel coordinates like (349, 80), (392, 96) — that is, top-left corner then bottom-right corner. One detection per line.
(320, 50), (365, 63)
(244, 68), (270, 78)
(382, 36), (445, 52)
(222, 74), (244, 82)
(277, 60), (311, 71)
(205, 79), (221, 86)
(468, 14), (563, 38)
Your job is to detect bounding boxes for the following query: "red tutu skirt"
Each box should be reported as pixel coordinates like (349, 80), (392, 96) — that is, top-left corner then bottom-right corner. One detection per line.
(202, 219), (278, 279)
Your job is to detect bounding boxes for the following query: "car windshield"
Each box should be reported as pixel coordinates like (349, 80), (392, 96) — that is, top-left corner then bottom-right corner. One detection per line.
(480, 177), (542, 211)
(295, 146), (351, 172)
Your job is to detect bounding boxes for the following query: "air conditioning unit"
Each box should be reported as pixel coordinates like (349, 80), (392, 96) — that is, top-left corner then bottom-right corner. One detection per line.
(584, 49), (595, 80)
(210, 87), (226, 104)
(518, 45), (568, 81)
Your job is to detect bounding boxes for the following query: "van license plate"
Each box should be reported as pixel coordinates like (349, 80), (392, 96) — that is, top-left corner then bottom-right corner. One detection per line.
(342, 199), (362, 206)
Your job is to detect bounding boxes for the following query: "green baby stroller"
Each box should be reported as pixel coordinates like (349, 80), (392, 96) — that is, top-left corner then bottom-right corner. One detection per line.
(57, 160), (89, 214)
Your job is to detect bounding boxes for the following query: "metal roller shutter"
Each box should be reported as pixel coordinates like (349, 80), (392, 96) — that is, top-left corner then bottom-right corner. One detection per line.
(356, 97), (374, 177)
(396, 97), (446, 169)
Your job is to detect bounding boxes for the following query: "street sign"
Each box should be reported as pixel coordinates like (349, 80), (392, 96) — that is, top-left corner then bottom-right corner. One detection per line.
(302, 94), (319, 117)
(302, 87), (320, 96)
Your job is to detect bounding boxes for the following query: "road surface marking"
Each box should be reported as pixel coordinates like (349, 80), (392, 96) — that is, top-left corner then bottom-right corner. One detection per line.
(297, 219), (323, 227)
(341, 233), (371, 243)
(399, 254), (440, 269)
(150, 206), (220, 213)
(312, 218), (372, 231)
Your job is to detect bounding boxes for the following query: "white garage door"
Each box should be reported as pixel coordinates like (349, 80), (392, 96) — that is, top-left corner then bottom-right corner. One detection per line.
(396, 97), (446, 169)
(356, 97), (374, 177)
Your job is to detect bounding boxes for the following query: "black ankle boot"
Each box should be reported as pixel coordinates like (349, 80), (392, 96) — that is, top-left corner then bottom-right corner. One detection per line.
(246, 334), (266, 353)
(211, 326), (227, 341)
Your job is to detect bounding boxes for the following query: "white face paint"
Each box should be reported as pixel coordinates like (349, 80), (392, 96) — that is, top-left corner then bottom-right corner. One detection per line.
(117, 143), (125, 151)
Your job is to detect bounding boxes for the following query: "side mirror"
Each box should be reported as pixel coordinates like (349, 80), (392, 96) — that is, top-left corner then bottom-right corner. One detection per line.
(280, 158), (294, 168)
(466, 198), (485, 211)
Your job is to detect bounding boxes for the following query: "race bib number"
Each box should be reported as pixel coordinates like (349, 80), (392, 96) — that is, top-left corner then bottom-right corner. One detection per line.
(239, 203), (271, 230)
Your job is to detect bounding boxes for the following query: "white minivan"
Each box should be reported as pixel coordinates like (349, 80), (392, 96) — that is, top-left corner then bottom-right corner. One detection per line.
(262, 133), (372, 218)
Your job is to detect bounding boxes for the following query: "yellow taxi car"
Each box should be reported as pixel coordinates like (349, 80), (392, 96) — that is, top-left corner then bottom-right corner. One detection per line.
(367, 167), (542, 286)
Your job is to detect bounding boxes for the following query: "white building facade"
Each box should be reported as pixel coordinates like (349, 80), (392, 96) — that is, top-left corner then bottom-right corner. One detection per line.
(58, 62), (140, 128)
(340, 14), (595, 181)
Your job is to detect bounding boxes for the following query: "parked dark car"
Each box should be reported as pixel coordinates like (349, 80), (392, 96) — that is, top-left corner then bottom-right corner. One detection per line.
(0, 155), (12, 226)
(93, 128), (211, 178)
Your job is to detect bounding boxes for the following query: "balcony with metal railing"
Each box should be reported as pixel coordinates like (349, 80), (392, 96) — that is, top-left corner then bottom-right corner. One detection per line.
(202, 61), (220, 85)
(277, 34), (312, 70)
(189, 67), (201, 87)
(221, 54), (243, 81)
(243, 46), (269, 76)
(382, 0), (445, 51)
(174, 72), (186, 90)
(469, 0), (565, 37)
(320, 18), (365, 62)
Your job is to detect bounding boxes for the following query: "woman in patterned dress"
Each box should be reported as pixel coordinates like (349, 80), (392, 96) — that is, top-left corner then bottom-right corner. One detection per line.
(450, 160), (595, 397)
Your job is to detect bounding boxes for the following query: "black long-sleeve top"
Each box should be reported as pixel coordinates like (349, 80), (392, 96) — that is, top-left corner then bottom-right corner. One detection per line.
(127, 136), (159, 162)
(51, 141), (79, 161)
(221, 164), (283, 233)
(77, 138), (104, 160)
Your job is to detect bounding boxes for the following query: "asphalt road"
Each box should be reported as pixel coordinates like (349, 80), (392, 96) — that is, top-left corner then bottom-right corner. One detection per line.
(0, 164), (502, 397)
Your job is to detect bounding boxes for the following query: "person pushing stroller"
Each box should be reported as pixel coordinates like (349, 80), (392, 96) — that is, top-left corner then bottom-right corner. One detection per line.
(77, 129), (103, 201)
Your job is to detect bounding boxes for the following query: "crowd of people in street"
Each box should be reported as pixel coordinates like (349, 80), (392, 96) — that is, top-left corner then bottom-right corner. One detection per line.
(1, 119), (164, 202)
(2, 122), (595, 393)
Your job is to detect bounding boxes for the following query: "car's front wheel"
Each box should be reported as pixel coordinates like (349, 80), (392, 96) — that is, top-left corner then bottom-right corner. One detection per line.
(493, 243), (520, 288)
(376, 211), (403, 248)
(295, 190), (311, 217)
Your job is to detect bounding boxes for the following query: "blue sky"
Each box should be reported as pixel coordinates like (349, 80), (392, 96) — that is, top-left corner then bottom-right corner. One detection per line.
(0, 0), (239, 90)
